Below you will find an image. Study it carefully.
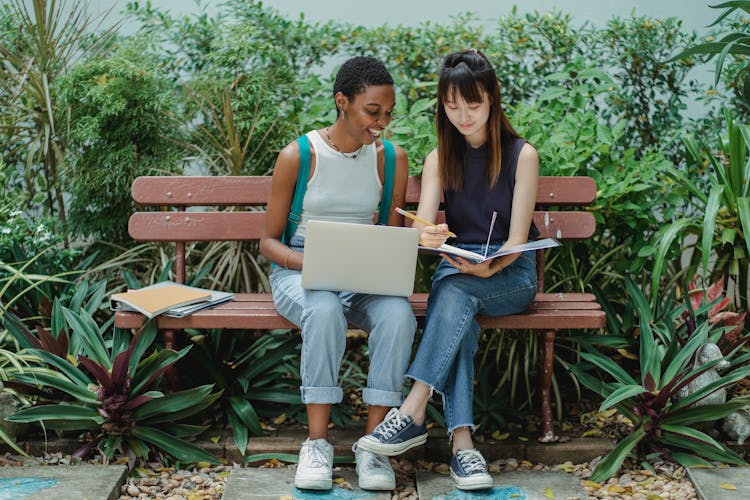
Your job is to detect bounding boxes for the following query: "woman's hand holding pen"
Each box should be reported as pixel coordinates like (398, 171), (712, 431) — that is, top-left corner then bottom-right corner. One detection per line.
(419, 224), (451, 248)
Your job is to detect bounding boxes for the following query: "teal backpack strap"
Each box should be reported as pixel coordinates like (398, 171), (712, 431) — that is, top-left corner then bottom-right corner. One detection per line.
(281, 135), (311, 245)
(377, 139), (396, 225)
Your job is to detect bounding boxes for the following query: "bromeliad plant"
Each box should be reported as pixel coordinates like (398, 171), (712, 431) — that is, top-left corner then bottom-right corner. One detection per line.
(5, 308), (222, 465)
(653, 110), (750, 313)
(570, 278), (750, 482)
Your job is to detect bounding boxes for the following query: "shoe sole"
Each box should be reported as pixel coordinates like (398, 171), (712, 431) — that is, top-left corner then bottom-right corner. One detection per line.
(294, 477), (332, 490)
(358, 479), (396, 491)
(450, 470), (494, 491)
(356, 433), (428, 456)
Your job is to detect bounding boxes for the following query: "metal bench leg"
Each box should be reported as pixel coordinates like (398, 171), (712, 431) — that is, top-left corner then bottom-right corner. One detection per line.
(162, 329), (181, 392)
(538, 329), (559, 443)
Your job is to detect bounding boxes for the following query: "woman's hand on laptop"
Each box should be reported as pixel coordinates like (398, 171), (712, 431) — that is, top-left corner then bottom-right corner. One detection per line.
(419, 224), (450, 248)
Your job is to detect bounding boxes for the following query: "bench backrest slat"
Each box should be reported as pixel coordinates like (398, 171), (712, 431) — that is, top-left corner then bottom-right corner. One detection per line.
(132, 176), (596, 207)
(128, 211), (595, 241)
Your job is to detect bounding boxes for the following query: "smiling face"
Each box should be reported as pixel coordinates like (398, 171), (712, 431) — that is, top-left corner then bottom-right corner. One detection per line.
(443, 85), (491, 147)
(337, 84), (395, 146)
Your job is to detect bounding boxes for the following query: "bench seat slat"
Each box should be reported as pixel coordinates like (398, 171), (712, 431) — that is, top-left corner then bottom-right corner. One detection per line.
(132, 176), (597, 207)
(128, 211), (596, 241)
(114, 292), (605, 331)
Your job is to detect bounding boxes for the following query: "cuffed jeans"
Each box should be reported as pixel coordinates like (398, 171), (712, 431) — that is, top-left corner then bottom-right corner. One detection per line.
(406, 242), (537, 434)
(270, 266), (417, 408)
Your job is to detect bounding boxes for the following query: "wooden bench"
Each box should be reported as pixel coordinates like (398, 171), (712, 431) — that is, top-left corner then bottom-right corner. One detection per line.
(114, 175), (606, 443)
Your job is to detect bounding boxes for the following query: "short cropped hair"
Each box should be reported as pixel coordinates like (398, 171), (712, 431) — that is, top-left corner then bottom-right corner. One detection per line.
(333, 56), (394, 104)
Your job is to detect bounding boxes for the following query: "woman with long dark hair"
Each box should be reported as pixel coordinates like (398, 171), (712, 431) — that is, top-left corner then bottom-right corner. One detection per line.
(357, 49), (540, 491)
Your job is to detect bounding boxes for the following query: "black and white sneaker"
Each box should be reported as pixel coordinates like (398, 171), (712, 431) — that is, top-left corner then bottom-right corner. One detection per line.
(355, 408), (428, 456)
(450, 449), (493, 490)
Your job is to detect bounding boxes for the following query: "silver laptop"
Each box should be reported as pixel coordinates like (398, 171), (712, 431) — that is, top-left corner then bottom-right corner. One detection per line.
(301, 220), (419, 296)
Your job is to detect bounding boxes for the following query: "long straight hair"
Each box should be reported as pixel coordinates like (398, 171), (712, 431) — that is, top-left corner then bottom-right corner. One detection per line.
(436, 49), (520, 191)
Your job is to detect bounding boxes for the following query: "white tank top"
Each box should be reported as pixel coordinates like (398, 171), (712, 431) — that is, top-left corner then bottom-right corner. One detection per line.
(293, 130), (382, 239)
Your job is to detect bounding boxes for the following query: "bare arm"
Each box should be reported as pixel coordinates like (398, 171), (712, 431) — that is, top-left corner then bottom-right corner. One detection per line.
(415, 149), (450, 247)
(489, 142), (539, 271)
(259, 141), (305, 270)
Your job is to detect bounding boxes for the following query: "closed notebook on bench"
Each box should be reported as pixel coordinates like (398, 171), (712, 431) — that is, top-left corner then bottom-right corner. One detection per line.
(301, 220), (419, 297)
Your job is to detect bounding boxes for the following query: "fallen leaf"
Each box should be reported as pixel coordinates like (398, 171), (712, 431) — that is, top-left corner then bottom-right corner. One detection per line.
(582, 429), (603, 438)
(608, 485), (626, 494)
(617, 348), (638, 360)
(544, 486), (554, 498)
(273, 413), (287, 425)
(196, 461), (212, 468)
(596, 408), (618, 419)
(556, 462), (575, 473)
(581, 480), (600, 488)
(561, 422), (573, 431)
(435, 463), (450, 475)
(518, 436), (528, 441)
(492, 431), (510, 440)
(646, 495), (664, 500)
(210, 436), (220, 444)
(720, 483), (737, 490)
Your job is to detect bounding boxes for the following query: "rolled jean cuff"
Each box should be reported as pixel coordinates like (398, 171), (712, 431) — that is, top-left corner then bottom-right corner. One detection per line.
(300, 386), (343, 404)
(405, 374), (440, 398)
(447, 424), (477, 441)
(363, 387), (403, 407)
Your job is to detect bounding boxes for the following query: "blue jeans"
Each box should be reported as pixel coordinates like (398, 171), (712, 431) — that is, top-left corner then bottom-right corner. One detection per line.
(270, 263), (417, 407)
(406, 242), (537, 434)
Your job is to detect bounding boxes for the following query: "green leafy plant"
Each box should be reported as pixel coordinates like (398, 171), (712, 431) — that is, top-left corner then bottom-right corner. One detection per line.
(57, 40), (185, 243)
(0, 0), (116, 232)
(570, 278), (750, 481)
(6, 311), (222, 465)
(669, 1), (750, 111)
(180, 329), (302, 456)
(653, 110), (750, 312)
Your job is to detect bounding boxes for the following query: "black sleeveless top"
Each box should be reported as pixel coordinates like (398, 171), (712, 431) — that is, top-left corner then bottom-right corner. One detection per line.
(444, 134), (539, 244)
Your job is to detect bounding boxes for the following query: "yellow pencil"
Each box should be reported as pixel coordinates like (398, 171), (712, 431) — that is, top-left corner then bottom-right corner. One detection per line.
(395, 207), (457, 238)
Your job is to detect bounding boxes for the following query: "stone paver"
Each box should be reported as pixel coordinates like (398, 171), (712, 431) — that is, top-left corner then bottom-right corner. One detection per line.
(687, 466), (750, 500)
(0, 464), (127, 500)
(417, 470), (586, 500)
(222, 468), (390, 500)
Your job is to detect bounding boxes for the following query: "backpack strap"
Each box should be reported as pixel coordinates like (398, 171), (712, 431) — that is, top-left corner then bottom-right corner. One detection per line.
(378, 139), (396, 225)
(281, 135), (311, 245)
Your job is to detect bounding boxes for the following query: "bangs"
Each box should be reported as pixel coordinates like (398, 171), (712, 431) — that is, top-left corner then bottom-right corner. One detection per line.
(439, 63), (486, 104)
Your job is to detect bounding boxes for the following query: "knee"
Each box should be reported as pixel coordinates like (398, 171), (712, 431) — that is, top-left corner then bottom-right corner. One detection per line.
(300, 293), (346, 333)
(428, 280), (477, 316)
(377, 299), (417, 337)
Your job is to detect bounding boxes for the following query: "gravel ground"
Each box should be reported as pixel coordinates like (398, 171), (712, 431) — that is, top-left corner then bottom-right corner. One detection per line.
(1, 451), (697, 500)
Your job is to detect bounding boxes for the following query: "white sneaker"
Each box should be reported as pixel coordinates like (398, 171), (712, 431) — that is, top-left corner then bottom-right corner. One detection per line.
(295, 438), (333, 490)
(354, 443), (396, 491)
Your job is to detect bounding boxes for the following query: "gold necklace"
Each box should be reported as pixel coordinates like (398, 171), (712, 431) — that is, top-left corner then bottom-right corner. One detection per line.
(326, 127), (363, 159)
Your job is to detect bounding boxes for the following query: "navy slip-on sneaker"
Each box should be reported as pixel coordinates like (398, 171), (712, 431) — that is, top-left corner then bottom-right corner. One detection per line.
(355, 408), (428, 456)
